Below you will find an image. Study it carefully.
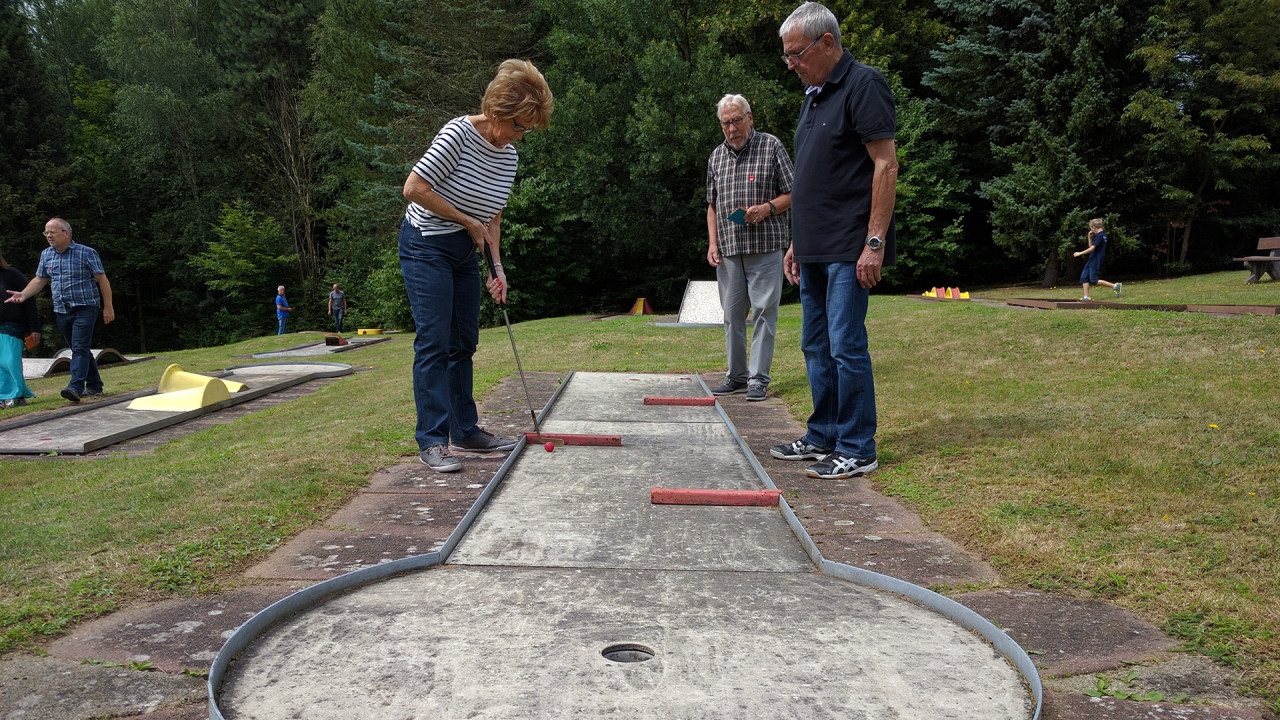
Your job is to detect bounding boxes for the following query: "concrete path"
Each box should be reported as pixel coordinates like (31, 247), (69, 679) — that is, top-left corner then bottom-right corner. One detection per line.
(215, 372), (1033, 719)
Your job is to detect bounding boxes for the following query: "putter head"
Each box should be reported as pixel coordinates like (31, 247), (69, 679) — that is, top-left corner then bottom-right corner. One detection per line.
(539, 435), (565, 447)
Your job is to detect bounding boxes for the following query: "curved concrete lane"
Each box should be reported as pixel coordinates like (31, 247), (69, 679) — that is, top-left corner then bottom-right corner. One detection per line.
(216, 372), (1035, 719)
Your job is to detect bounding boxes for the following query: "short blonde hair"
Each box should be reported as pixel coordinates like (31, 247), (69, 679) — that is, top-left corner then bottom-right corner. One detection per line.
(482, 59), (554, 130)
(1089, 218), (1104, 229)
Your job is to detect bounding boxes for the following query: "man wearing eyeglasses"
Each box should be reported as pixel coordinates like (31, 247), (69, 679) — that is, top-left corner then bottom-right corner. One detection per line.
(769, 2), (898, 480)
(705, 94), (794, 402)
(5, 217), (115, 402)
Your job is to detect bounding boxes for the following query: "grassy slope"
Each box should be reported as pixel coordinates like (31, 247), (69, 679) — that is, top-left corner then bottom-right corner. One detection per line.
(0, 271), (1277, 703)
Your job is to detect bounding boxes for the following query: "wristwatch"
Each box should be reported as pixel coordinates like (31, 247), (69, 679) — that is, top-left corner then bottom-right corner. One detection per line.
(865, 236), (884, 250)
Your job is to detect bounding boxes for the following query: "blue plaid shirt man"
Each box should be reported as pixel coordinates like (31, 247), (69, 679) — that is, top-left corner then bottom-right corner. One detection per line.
(5, 218), (116, 401)
(38, 242), (106, 313)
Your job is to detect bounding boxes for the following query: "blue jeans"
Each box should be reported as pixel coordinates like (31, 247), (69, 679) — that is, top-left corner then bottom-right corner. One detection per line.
(798, 262), (876, 460)
(333, 310), (344, 333)
(399, 220), (482, 450)
(277, 316), (288, 335)
(54, 305), (103, 395)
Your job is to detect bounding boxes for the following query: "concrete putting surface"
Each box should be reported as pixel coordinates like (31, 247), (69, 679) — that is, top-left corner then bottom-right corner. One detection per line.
(215, 372), (1035, 719)
(220, 567), (1030, 719)
(0, 362), (352, 454)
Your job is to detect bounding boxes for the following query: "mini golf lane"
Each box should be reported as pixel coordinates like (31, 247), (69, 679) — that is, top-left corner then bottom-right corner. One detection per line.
(214, 372), (1038, 719)
(0, 362), (353, 454)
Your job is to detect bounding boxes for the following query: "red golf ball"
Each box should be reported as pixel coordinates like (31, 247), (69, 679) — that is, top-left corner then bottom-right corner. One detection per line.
(544, 441), (555, 453)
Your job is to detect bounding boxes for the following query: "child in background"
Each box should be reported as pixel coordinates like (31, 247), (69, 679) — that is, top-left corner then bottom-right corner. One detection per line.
(1073, 218), (1122, 301)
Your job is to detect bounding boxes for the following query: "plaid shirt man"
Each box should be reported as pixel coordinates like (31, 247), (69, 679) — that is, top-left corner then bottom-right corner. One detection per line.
(37, 241), (106, 314)
(706, 131), (794, 257)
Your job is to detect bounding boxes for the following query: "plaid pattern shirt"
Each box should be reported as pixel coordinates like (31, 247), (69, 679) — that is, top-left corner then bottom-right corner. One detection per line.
(706, 131), (794, 257)
(36, 242), (105, 314)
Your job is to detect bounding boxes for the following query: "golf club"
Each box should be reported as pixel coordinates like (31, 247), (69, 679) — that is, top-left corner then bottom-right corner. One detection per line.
(483, 240), (560, 446)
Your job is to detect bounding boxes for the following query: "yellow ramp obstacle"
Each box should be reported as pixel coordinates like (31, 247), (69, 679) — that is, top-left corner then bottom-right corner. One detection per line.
(921, 286), (970, 300)
(127, 364), (246, 412)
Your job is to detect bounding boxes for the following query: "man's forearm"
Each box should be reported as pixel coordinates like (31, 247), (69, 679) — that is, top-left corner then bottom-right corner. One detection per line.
(97, 275), (113, 309)
(865, 139), (898, 239)
(10, 277), (48, 302)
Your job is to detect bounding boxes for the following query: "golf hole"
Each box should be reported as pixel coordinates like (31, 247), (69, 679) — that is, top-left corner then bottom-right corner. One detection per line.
(601, 643), (655, 663)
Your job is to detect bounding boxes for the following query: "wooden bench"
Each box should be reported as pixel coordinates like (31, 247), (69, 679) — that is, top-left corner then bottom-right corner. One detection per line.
(1233, 237), (1280, 284)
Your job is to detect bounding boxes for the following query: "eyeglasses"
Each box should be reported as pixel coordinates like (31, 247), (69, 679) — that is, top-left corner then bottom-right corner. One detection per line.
(720, 115), (749, 128)
(781, 36), (821, 64)
(513, 119), (535, 134)
(42, 230), (64, 236)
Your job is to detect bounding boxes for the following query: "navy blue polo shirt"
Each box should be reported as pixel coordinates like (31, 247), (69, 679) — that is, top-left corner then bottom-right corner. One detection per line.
(792, 50), (897, 265)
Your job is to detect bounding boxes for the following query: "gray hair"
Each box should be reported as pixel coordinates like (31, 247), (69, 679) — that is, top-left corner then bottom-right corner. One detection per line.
(780, 2), (841, 45)
(716, 94), (751, 118)
(49, 217), (72, 235)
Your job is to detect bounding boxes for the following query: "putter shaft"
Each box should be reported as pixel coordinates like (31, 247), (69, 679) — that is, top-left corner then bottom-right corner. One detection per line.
(483, 239), (544, 442)
(500, 306), (544, 439)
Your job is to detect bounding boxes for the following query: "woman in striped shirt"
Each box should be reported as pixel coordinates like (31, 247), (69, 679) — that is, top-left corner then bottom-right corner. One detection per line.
(399, 59), (554, 473)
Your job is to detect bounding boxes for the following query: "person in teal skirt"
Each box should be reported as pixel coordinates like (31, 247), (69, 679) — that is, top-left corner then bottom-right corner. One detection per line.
(0, 249), (39, 407)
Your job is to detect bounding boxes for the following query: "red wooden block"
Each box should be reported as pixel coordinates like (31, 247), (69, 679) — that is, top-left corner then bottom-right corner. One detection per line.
(650, 488), (782, 507)
(642, 396), (716, 406)
(523, 432), (622, 447)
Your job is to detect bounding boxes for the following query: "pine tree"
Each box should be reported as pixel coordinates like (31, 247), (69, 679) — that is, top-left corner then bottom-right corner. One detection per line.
(1124, 0), (1280, 267)
(925, 0), (1154, 286)
(0, 0), (60, 249)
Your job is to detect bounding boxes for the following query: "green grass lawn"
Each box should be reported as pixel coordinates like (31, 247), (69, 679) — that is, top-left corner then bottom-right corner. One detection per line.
(1, 270), (1278, 707)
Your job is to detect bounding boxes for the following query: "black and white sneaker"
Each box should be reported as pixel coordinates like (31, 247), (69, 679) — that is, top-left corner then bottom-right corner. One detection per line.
(805, 452), (878, 479)
(450, 427), (518, 453)
(770, 437), (831, 461)
(745, 383), (767, 402)
(420, 444), (462, 473)
(710, 379), (748, 395)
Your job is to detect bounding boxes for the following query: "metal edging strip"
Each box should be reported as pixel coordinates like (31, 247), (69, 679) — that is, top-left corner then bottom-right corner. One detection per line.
(208, 369), (576, 720)
(698, 373), (1042, 720)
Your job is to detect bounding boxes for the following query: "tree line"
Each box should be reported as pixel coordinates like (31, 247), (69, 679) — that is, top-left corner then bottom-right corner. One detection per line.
(2, 0), (1276, 351)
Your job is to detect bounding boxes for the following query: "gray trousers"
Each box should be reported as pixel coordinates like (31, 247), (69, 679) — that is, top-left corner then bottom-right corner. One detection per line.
(716, 249), (784, 386)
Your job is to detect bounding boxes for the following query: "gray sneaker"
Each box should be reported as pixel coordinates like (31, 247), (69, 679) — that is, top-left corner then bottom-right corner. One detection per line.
(770, 437), (831, 461)
(746, 383), (767, 402)
(419, 444), (462, 472)
(450, 427), (517, 453)
(1114, 282), (1123, 297)
(710, 379), (748, 395)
